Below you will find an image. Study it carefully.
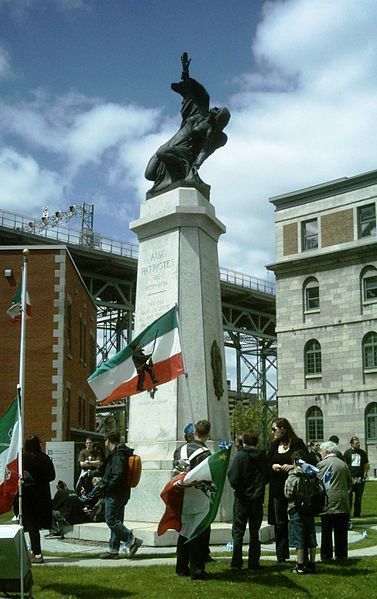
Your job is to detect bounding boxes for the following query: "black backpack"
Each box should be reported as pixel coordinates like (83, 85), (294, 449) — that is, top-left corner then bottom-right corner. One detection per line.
(295, 474), (327, 516)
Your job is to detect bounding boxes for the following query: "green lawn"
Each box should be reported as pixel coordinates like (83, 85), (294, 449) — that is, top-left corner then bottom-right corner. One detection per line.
(28, 558), (377, 599)
(1, 481), (377, 598)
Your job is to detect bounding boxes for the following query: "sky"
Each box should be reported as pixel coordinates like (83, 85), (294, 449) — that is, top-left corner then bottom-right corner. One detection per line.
(1, 0), (377, 280)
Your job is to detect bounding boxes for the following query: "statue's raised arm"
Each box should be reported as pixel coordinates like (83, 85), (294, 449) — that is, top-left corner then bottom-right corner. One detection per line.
(144, 52), (230, 200)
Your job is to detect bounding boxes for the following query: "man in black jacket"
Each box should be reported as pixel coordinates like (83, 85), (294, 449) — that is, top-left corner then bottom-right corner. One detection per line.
(228, 430), (269, 570)
(344, 436), (369, 518)
(99, 431), (142, 559)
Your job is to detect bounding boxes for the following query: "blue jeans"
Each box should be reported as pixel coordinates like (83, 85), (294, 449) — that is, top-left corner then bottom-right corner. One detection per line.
(104, 493), (132, 553)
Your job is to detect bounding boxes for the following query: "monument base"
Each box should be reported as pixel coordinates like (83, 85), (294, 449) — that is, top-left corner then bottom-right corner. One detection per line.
(128, 187), (232, 522)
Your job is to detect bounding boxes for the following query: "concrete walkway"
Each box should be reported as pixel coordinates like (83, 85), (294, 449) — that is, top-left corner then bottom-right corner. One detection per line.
(36, 527), (377, 568)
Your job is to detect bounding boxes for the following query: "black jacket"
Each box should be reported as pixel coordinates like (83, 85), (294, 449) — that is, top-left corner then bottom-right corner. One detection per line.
(101, 443), (133, 500)
(228, 446), (269, 503)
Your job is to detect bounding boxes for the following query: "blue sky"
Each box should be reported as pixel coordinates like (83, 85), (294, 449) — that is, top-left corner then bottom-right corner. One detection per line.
(1, 0), (377, 279)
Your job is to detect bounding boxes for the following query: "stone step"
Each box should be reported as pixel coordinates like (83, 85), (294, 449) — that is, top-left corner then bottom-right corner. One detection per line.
(65, 520), (274, 547)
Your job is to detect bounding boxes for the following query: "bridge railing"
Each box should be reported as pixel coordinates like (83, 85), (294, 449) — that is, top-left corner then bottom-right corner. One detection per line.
(0, 208), (275, 294)
(220, 266), (275, 295)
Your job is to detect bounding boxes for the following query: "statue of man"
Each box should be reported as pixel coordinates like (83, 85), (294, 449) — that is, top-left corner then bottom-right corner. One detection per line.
(145, 52), (230, 199)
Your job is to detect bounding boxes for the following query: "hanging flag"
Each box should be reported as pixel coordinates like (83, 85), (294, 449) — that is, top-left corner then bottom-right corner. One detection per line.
(0, 400), (20, 514)
(7, 284), (32, 322)
(88, 305), (184, 405)
(158, 446), (231, 541)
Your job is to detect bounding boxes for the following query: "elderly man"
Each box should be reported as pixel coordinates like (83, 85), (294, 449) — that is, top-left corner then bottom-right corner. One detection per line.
(317, 441), (352, 561)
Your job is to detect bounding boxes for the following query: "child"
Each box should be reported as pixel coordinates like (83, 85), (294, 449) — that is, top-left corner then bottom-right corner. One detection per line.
(284, 450), (317, 574)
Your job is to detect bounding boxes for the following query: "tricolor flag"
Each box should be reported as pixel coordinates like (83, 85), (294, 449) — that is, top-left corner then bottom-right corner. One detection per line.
(0, 400), (20, 514)
(7, 284), (31, 322)
(158, 446), (231, 541)
(88, 305), (184, 406)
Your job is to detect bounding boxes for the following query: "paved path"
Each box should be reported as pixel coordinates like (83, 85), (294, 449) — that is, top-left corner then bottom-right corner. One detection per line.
(36, 528), (377, 568)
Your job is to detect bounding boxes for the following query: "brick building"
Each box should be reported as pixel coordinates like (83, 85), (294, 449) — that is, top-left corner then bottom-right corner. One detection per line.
(268, 169), (377, 473)
(0, 245), (97, 445)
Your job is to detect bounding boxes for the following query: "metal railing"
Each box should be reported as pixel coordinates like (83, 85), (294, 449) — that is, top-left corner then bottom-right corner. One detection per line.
(0, 208), (139, 259)
(220, 267), (275, 295)
(0, 208), (275, 295)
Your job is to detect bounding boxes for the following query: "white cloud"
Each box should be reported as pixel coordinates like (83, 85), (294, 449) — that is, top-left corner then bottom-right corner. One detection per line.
(0, 148), (63, 211)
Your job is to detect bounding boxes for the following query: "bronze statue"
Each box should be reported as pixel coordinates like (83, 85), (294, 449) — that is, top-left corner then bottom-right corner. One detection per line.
(145, 52), (230, 200)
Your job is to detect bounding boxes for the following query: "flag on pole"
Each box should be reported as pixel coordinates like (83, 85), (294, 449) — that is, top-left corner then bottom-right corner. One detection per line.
(158, 446), (231, 541)
(88, 305), (184, 406)
(0, 400), (20, 514)
(7, 284), (31, 322)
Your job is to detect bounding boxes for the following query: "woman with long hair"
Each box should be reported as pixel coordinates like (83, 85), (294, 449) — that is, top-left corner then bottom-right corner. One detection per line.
(267, 418), (309, 563)
(22, 435), (55, 563)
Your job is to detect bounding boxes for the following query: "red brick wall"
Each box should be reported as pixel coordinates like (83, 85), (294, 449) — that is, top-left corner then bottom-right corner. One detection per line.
(0, 247), (97, 446)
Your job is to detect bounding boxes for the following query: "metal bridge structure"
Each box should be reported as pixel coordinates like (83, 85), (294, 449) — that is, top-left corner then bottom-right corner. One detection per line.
(0, 208), (277, 429)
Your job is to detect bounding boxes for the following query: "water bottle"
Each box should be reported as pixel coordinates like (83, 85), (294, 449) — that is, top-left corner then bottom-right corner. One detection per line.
(120, 542), (129, 555)
(226, 541), (233, 552)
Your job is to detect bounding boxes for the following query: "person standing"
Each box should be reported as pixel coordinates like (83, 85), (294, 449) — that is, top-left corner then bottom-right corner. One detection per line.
(172, 423), (195, 476)
(99, 431), (142, 560)
(317, 441), (352, 561)
(76, 437), (102, 495)
(267, 418), (310, 563)
(22, 435), (55, 564)
(175, 420), (211, 580)
(343, 436), (369, 518)
(284, 451), (318, 574)
(228, 430), (269, 571)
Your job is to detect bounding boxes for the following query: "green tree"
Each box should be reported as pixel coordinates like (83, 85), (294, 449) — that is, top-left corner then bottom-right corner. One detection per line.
(230, 398), (277, 448)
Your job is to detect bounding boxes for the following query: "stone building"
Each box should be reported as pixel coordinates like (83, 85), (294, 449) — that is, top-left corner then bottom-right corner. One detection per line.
(0, 245), (97, 445)
(268, 169), (377, 473)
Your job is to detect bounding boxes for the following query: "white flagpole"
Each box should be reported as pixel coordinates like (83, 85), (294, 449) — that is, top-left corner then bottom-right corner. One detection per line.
(18, 248), (29, 599)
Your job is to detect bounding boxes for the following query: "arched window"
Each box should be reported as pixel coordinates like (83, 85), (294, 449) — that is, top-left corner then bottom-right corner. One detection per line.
(303, 277), (320, 312)
(366, 403), (377, 441)
(363, 332), (377, 370)
(306, 406), (324, 442)
(361, 266), (377, 304)
(305, 339), (321, 375)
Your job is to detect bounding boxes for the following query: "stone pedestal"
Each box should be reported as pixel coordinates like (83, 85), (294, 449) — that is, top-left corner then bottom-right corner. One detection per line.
(127, 187), (231, 522)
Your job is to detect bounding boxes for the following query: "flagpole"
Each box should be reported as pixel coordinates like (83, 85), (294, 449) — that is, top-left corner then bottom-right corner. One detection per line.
(18, 248), (29, 599)
(175, 304), (195, 426)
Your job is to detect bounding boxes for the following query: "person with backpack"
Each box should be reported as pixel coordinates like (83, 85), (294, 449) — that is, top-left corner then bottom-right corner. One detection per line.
(98, 431), (143, 560)
(284, 450), (321, 574)
(267, 418), (311, 563)
(317, 441), (352, 561)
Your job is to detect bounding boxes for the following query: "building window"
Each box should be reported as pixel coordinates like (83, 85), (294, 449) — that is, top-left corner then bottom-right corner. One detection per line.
(363, 332), (377, 370)
(358, 203), (376, 238)
(362, 268), (377, 303)
(65, 387), (71, 440)
(304, 277), (320, 311)
(302, 219), (318, 251)
(78, 395), (83, 428)
(306, 406), (324, 442)
(366, 403), (377, 441)
(66, 301), (72, 356)
(90, 333), (97, 373)
(305, 339), (322, 375)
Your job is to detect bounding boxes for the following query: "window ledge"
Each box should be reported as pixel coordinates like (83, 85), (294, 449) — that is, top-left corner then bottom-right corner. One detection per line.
(305, 374), (322, 379)
(304, 309), (320, 314)
(364, 368), (377, 374)
(363, 299), (377, 305)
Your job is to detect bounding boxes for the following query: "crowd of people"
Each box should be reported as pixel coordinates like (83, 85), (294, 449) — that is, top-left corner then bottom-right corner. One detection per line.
(15, 422), (370, 575)
(226, 419), (370, 577)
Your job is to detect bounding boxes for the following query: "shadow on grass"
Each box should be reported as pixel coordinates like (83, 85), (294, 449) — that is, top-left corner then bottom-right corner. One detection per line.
(38, 582), (135, 598)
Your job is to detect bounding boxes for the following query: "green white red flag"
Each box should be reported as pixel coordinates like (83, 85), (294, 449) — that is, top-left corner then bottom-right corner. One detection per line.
(7, 284), (31, 322)
(0, 400), (20, 514)
(158, 446), (231, 541)
(88, 305), (184, 406)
